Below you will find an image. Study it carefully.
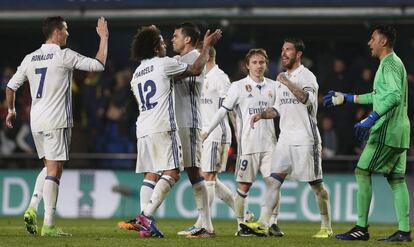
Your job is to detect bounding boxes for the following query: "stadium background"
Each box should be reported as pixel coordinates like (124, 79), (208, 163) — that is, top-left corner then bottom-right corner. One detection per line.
(0, 0), (413, 224)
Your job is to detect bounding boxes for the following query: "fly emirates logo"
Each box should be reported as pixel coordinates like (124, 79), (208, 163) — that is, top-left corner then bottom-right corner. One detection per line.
(248, 101), (268, 115)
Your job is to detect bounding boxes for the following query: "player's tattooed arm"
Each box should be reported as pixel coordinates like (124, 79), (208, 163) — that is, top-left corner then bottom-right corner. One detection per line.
(250, 107), (278, 129)
(276, 72), (309, 104)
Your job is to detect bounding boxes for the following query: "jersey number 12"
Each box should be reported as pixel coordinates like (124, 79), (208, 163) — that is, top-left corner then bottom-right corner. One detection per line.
(137, 80), (158, 112)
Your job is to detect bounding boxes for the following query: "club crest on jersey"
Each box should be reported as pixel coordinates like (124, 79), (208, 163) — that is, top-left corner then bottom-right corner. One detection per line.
(268, 91), (273, 98)
(245, 85), (252, 92)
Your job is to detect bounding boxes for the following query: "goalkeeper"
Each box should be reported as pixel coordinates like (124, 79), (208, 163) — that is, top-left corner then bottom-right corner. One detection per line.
(323, 25), (411, 242)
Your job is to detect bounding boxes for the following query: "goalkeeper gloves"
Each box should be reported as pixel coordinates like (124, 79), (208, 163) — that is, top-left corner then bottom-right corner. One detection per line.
(323, 90), (355, 107)
(354, 112), (380, 141)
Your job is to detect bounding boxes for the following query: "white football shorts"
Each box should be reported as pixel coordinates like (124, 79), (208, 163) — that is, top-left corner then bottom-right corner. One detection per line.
(235, 151), (272, 183)
(32, 128), (71, 161)
(201, 141), (230, 173)
(272, 139), (322, 182)
(178, 127), (202, 168)
(136, 131), (183, 173)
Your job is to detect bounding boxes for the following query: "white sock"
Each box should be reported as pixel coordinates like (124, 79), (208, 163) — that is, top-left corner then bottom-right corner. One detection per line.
(194, 180), (216, 228)
(310, 182), (331, 230)
(140, 179), (156, 212)
(43, 176), (59, 226)
(259, 176), (282, 227)
(143, 175), (175, 217)
(270, 192), (281, 225)
(192, 179), (213, 232)
(29, 167), (47, 211)
(215, 178), (234, 211)
(234, 189), (247, 230)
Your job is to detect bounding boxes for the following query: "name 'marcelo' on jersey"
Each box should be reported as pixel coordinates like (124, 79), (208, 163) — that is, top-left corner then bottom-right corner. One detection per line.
(7, 44), (104, 132)
(131, 56), (188, 138)
(222, 76), (277, 155)
(272, 65), (321, 145)
(174, 49), (205, 129)
(201, 65), (232, 144)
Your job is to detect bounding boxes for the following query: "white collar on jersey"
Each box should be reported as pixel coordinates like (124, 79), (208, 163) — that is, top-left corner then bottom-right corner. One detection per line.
(246, 75), (266, 87)
(40, 43), (61, 52)
(179, 48), (199, 59)
(206, 65), (219, 77)
(286, 64), (304, 78)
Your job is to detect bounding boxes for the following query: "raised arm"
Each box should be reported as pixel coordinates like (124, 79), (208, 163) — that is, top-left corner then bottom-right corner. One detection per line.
(95, 17), (109, 66)
(177, 29), (222, 79)
(277, 72), (309, 104)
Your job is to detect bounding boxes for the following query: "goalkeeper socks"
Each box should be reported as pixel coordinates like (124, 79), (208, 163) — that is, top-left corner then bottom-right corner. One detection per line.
(216, 178), (235, 211)
(235, 189), (247, 230)
(43, 176), (60, 226)
(29, 167), (47, 211)
(355, 168), (372, 228)
(140, 179), (156, 212)
(192, 177), (213, 232)
(389, 178), (410, 232)
(310, 181), (332, 229)
(143, 175), (175, 217)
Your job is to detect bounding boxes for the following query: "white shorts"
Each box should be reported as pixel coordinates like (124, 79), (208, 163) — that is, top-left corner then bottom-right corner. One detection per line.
(272, 141), (323, 182)
(136, 131), (183, 173)
(32, 128), (71, 161)
(178, 127), (201, 168)
(201, 141), (230, 173)
(235, 152), (272, 183)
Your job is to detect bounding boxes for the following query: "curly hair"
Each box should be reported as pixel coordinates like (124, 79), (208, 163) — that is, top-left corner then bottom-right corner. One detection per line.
(130, 26), (162, 62)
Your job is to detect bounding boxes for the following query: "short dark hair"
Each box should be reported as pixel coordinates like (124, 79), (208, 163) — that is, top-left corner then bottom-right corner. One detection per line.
(374, 24), (396, 48)
(175, 22), (200, 47)
(42, 16), (65, 39)
(130, 26), (162, 62)
(284, 38), (305, 53)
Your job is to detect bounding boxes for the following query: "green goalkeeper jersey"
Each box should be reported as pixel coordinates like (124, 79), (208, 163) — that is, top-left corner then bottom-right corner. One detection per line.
(357, 52), (410, 149)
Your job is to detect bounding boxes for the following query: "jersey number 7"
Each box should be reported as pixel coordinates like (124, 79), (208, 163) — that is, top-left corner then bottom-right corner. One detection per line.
(35, 67), (47, 98)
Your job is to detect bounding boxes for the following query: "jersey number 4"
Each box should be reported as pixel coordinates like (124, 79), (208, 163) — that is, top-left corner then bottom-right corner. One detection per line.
(137, 80), (158, 112)
(35, 67), (47, 98)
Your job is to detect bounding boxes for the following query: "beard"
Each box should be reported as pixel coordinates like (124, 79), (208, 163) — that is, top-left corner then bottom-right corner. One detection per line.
(282, 56), (296, 70)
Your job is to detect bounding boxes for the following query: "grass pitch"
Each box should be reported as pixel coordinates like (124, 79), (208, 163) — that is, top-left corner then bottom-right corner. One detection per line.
(0, 217), (408, 247)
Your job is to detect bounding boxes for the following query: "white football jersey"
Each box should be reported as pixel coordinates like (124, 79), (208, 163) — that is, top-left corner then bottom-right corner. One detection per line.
(201, 65), (231, 144)
(273, 65), (321, 145)
(131, 56), (188, 138)
(222, 76), (277, 155)
(174, 49), (204, 129)
(7, 44), (104, 132)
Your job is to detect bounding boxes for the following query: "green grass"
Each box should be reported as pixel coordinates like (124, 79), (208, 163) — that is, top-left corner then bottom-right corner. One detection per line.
(0, 217), (408, 247)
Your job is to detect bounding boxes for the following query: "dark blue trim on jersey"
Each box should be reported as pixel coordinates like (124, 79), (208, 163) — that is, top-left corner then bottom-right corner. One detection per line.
(170, 131), (180, 169)
(177, 64), (189, 77)
(189, 76), (198, 129)
(168, 81), (177, 131)
(94, 58), (105, 69)
(45, 176), (60, 185)
(235, 106), (243, 155)
(221, 105), (232, 111)
(190, 128), (197, 167)
(307, 105), (320, 178)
